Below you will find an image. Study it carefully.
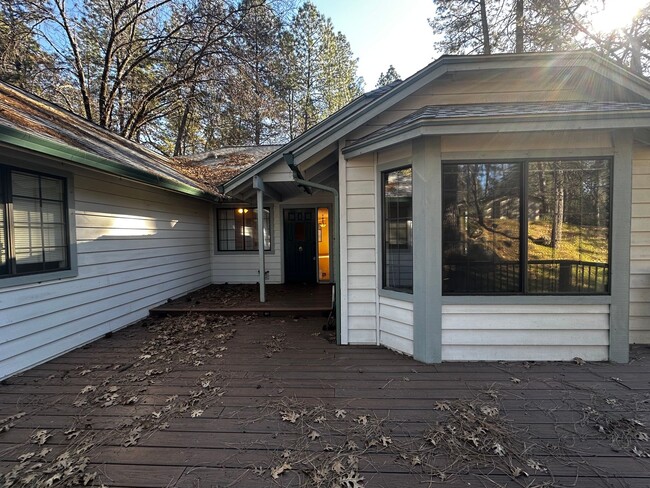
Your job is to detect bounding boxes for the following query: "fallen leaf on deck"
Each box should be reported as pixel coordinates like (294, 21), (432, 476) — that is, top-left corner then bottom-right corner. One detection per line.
(31, 430), (52, 445)
(355, 415), (368, 426)
(271, 462), (291, 479)
(281, 411), (300, 423)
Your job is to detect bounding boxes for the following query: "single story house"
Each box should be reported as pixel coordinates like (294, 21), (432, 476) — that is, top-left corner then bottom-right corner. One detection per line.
(0, 81), (229, 380)
(2, 51), (650, 380)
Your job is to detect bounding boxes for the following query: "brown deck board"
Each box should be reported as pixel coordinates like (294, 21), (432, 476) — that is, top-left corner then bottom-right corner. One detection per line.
(150, 283), (334, 314)
(1, 313), (649, 487)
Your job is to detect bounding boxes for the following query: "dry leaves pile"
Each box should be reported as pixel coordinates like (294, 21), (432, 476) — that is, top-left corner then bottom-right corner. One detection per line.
(413, 397), (547, 482)
(2, 440), (98, 487)
(581, 402), (650, 457)
(0, 313), (236, 488)
(263, 333), (287, 358)
(257, 391), (555, 487)
(257, 401), (384, 487)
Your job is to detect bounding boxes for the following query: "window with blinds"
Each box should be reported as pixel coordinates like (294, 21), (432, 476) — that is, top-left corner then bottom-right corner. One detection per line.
(1, 167), (70, 278)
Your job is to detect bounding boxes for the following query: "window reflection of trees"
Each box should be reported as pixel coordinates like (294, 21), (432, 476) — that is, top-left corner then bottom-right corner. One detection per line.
(383, 167), (413, 293)
(443, 160), (610, 295)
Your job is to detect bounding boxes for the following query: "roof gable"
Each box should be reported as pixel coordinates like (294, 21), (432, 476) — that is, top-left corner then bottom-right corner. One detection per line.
(222, 51), (650, 194)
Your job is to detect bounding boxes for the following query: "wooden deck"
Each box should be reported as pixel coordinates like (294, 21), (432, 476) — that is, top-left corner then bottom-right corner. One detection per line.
(1, 313), (650, 487)
(150, 283), (334, 315)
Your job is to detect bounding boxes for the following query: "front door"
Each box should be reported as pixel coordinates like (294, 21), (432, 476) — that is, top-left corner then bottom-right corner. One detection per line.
(284, 208), (317, 283)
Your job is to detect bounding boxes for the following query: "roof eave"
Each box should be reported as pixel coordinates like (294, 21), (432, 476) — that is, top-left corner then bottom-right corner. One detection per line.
(292, 52), (650, 164)
(343, 111), (650, 158)
(0, 124), (221, 202)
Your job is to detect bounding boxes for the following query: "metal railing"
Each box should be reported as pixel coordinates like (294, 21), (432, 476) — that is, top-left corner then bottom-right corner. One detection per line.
(443, 260), (609, 294)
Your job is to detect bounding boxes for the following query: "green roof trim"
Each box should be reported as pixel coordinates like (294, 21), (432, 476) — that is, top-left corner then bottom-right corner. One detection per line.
(0, 124), (220, 202)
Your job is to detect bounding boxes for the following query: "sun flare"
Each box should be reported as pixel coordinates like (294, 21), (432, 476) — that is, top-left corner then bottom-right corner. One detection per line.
(591, 0), (648, 32)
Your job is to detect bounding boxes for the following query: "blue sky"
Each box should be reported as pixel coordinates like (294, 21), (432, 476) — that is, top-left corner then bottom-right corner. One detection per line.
(311, 0), (439, 90)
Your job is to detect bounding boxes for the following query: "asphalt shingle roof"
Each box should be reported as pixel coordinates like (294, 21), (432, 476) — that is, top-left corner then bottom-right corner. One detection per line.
(354, 101), (650, 144)
(174, 145), (283, 188)
(0, 82), (217, 197)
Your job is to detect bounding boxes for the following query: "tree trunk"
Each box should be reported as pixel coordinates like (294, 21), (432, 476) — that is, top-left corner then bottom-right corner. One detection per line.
(470, 167), (485, 227)
(630, 34), (642, 75)
(174, 100), (192, 157)
(551, 169), (564, 249)
(538, 170), (548, 215)
(515, 0), (524, 53)
(479, 0), (491, 55)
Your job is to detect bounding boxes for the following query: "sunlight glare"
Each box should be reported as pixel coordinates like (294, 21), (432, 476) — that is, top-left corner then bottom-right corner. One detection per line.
(591, 0), (648, 32)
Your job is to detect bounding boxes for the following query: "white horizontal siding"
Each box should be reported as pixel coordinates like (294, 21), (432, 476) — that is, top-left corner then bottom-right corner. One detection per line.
(378, 296), (413, 355)
(442, 304), (609, 361)
(345, 155), (377, 344)
(630, 145), (650, 344)
(1, 169), (212, 380)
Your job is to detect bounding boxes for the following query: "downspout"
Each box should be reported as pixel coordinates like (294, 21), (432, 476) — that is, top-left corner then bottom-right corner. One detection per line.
(284, 153), (341, 345)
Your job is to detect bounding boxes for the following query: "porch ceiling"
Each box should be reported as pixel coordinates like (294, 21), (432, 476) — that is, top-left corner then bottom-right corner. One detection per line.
(227, 148), (339, 203)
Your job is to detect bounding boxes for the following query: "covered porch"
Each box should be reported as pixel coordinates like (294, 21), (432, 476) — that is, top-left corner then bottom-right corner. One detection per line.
(213, 142), (343, 334)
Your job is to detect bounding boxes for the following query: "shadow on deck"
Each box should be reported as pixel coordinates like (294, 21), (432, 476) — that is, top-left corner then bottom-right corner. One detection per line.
(150, 283), (334, 315)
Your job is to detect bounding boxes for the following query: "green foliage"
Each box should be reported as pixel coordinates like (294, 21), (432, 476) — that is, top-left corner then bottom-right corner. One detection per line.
(430, 0), (650, 76)
(7, 0), (362, 153)
(376, 65), (400, 88)
(279, 1), (362, 139)
(0, 3), (58, 95)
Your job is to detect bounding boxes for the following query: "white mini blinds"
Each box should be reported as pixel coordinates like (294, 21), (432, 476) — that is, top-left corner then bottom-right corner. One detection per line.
(1, 167), (69, 277)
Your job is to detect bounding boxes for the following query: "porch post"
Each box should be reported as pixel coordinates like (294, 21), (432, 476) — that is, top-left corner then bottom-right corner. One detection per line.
(254, 175), (266, 303)
(610, 129), (633, 362)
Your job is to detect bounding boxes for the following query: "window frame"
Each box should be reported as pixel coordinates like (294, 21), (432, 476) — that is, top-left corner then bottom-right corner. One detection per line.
(380, 164), (414, 295)
(0, 161), (77, 288)
(215, 206), (272, 253)
(441, 157), (613, 296)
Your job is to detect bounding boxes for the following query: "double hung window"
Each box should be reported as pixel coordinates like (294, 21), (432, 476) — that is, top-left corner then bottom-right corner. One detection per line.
(1, 166), (70, 278)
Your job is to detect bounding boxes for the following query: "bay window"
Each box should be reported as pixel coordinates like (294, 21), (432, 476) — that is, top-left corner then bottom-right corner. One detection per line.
(442, 159), (611, 295)
(382, 166), (413, 293)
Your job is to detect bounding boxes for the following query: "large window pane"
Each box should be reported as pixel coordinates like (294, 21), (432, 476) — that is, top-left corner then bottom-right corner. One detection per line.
(382, 167), (413, 293)
(527, 160), (610, 293)
(217, 207), (271, 251)
(442, 159), (610, 296)
(442, 163), (521, 293)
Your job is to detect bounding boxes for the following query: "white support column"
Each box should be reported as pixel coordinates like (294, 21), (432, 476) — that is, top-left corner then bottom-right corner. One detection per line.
(610, 129), (633, 362)
(254, 175), (266, 303)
